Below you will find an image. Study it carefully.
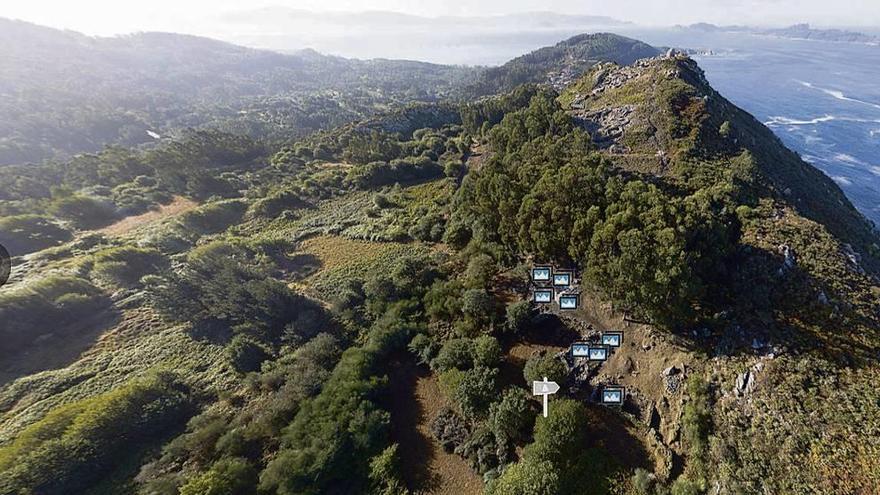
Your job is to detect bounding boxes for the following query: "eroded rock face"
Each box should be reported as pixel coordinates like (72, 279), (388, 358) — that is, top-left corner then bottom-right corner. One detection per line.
(841, 243), (866, 275)
(645, 427), (674, 481)
(777, 244), (797, 275)
(576, 105), (635, 150)
(734, 361), (766, 397)
(662, 366), (680, 377)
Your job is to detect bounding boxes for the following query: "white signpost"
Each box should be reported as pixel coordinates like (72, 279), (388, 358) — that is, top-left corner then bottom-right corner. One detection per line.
(532, 377), (560, 418)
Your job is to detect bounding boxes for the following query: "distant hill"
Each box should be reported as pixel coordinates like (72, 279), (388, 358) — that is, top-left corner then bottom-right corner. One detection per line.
(0, 18), (477, 166)
(0, 20), (660, 167)
(462, 33), (660, 97)
(682, 22), (880, 44)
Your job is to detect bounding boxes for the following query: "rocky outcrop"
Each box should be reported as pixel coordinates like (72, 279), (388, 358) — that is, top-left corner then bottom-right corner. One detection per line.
(734, 361), (766, 398)
(645, 427), (674, 481)
(777, 244), (797, 275)
(576, 105), (635, 150)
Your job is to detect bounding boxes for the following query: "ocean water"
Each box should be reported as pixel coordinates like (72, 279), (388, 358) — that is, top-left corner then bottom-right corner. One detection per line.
(618, 29), (880, 227)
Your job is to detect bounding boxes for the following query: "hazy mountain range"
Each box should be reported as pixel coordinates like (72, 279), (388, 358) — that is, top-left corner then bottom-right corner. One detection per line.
(681, 22), (880, 45)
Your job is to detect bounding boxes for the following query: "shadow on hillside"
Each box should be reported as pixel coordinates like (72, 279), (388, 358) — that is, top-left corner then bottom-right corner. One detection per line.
(188, 319), (234, 345)
(385, 359), (442, 492)
(668, 244), (880, 367)
(498, 314), (580, 390)
(384, 358), (485, 494)
(0, 307), (122, 386)
(277, 253), (323, 281)
(584, 403), (653, 471)
(522, 313), (582, 346)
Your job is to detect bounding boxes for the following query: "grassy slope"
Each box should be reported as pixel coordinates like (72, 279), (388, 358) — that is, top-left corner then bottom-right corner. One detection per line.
(0, 178), (453, 490)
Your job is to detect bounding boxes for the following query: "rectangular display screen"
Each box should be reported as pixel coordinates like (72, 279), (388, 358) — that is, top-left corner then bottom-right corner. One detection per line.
(534, 289), (553, 303)
(601, 332), (621, 347)
(559, 295), (578, 309)
(602, 388), (624, 405)
(532, 267), (551, 282)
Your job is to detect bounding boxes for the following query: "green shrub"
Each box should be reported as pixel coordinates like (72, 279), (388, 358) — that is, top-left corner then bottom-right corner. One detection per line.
(523, 354), (567, 385)
(176, 200), (247, 235)
(461, 288), (496, 326)
(505, 301), (533, 334)
(147, 240), (318, 340)
(179, 457), (258, 495)
(259, 304), (417, 494)
(438, 368), (467, 400)
(680, 375), (711, 485)
(0, 214), (72, 254)
(473, 335), (502, 367)
(408, 333), (439, 365)
(490, 398), (618, 494)
(227, 335), (272, 373)
(464, 253), (496, 287)
(424, 279), (463, 322)
(249, 189), (308, 218)
(489, 388), (537, 444)
(442, 220), (472, 250)
(90, 246), (168, 287)
(443, 160), (464, 178)
(0, 275), (108, 360)
(346, 156), (443, 189)
(670, 476), (702, 495)
(0, 372), (191, 495)
(453, 366), (498, 418)
(432, 338), (475, 372)
(48, 194), (118, 229)
(487, 459), (560, 495)
(457, 423), (502, 474)
(368, 445), (408, 495)
(632, 468), (655, 495)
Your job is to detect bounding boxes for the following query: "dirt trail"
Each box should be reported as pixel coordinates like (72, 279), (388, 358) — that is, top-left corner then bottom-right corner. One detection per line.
(387, 361), (483, 495)
(98, 196), (198, 236)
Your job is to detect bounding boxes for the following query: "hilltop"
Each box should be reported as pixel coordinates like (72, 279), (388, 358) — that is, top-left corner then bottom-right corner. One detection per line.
(562, 53), (879, 262)
(462, 33), (660, 97)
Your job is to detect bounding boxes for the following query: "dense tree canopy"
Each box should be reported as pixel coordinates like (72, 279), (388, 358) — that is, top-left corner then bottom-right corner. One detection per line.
(453, 91), (741, 326)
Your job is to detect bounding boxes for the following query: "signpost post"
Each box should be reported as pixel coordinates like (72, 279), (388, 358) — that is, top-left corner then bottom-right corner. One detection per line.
(532, 377), (560, 417)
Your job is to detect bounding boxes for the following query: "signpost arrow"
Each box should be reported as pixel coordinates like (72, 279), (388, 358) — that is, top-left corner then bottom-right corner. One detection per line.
(532, 377), (560, 418)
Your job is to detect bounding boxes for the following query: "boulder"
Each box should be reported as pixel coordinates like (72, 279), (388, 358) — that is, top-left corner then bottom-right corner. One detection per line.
(662, 365), (679, 377)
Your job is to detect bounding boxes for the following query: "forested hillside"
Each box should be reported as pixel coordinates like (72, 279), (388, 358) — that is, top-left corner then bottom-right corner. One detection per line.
(1, 24), (879, 495)
(0, 18), (476, 166)
(462, 33), (660, 97)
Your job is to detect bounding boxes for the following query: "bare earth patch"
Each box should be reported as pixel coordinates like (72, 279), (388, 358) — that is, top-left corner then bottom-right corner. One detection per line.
(98, 196), (198, 236)
(387, 360), (483, 495)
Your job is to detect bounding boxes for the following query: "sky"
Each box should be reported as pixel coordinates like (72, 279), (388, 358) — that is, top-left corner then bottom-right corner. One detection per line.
(1, 0), (879, 36)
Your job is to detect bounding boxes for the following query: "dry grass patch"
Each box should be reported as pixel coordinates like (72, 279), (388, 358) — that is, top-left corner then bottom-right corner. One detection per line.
(98, 196), (198, 236)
